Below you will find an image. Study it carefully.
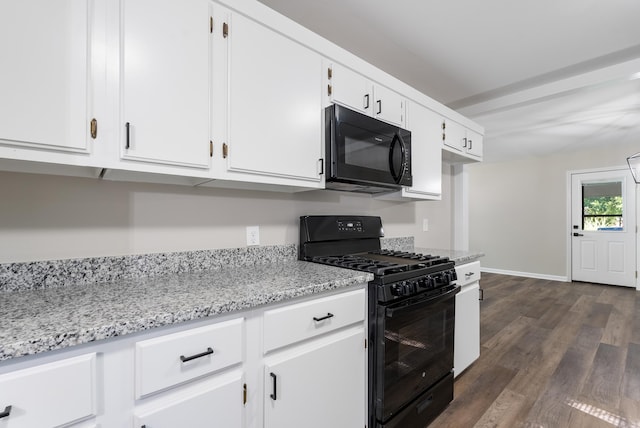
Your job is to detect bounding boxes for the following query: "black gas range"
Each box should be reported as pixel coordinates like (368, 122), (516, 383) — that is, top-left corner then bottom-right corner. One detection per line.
(300, 215), (459, 428)
(299, 215), (457, 301)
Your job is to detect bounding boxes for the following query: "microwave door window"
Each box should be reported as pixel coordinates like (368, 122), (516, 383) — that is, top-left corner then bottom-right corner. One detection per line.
(339, 122), (395, 183)
(344, 135), (391, 171)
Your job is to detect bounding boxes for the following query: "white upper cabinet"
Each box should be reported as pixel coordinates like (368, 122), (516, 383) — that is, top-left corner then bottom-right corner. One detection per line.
(442, 118), (483, 162)
(0, 0), (482, 189)
(120, 0), (211, 170)
(404, 101), (442, 198)
(465, 129), (483, 158)
(327, 62), (405, 127)
(0, 1), (95, 156)
(375, 101), (442, 201)
(442, 118), (466, 153)
(373, 84), (405, 127)
(328, 63), (372, 115)
(210, 7), (323, 187)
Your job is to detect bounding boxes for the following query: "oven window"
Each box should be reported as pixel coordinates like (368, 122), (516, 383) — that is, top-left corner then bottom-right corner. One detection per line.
(377, 293), (455, 421)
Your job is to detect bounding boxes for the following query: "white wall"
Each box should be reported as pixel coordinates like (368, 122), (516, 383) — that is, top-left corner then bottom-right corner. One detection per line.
(0, 167), (454, 263)
(467, 142), (640, 279)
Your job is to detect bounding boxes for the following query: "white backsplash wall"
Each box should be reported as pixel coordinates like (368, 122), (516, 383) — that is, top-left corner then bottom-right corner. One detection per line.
(0, 167), (453, 263)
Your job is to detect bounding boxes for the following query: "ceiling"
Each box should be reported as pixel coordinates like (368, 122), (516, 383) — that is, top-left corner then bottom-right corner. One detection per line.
(256, 0), (640, 163)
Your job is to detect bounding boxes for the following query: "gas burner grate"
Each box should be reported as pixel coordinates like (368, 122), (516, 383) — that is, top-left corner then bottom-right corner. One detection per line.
(310, 255), (411, 276)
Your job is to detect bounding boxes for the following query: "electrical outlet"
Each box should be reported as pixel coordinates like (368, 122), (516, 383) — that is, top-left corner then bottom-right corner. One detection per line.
(246, 226), (260, 246)
(422, 218), (429, 232)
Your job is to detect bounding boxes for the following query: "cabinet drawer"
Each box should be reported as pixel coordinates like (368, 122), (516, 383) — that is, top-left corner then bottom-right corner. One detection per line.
(263, 288), (365, 353)
(455, 261), (481, 287)
(135, 318), (243, 398)
(0, 353), (97, 428)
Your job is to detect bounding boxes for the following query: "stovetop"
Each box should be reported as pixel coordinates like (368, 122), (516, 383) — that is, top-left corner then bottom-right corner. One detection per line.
(310, 249), (452, 276)
(299, 215), (458, 301)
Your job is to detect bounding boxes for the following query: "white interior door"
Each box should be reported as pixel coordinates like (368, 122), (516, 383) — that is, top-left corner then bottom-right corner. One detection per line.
(571, 169), (636, 287)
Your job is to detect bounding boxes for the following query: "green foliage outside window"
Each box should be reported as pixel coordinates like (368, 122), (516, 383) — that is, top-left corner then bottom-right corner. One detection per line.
(583, 196), (623, 230)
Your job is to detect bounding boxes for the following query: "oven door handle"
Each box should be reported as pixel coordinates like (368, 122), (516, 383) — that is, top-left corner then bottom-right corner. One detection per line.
(385, 286), (460, 318)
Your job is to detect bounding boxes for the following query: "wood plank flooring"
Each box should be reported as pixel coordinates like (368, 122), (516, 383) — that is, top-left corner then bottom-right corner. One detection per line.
(428, 273), (640, 428)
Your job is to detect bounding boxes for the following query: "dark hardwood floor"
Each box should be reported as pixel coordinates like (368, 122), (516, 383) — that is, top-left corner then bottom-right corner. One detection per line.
(429, 273), (640, 428)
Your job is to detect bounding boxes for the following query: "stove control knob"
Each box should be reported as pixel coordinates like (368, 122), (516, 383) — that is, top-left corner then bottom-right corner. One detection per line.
(401, 281), (412, 295)
(443, 272), (452, 283)
(390, 284), (403, 296)
(408, 280), (418, 294)
(424, 276), (435, 289)
(450, 269), (458, 281)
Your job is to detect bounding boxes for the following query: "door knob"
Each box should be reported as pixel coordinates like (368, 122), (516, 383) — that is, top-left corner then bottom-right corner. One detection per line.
(573, 232), (584, 237)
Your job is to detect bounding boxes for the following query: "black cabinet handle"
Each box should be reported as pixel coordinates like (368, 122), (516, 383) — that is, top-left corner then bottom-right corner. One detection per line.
(270, 372), (277, 400)
(313, 312), (334, 322)
(479, 288), (484, 301)
(180, 347), (214, 363)
(125, 122), (131, 149)
(376, 100), (382, 115)
(0, 405), (11, 419)
(364, 94), (370, 109)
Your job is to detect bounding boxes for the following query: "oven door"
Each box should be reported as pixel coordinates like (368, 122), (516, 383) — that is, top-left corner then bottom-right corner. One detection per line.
(375, 285), (459, 423)
(326, 104), (412, 189)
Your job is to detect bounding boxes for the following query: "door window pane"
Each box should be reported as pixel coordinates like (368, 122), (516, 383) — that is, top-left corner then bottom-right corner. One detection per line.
(582, 181), (623, 231)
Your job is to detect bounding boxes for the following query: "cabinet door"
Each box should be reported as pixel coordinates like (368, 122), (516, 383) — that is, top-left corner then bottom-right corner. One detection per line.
(225, 13), (323, 182)
(328, 63), (372, 115)
(264, 329), (365, 428)
(373, 84), (405, 127)
(133, 374), (243, 427)
(0, 354), (96, 428)
(442, 118), (466, 152)
(404, 101), (441, 198)
(465, 129), (483, 158)
(121, 0), (210, 169)
(0, 1), (90, 153)
(454, 282), (480, 377)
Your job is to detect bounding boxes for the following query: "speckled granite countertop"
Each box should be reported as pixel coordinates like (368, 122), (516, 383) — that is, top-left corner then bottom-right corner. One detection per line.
(0, 247), (373, 362)
(0, 238), (474, 362)
(414, 248), (485, 265)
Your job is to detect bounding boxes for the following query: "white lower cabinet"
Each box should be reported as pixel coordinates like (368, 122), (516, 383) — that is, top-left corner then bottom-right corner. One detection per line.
(454, 261), (481, 377)
(133, 371), (244, 428)
(261, 287), (366, 428)
(0, 286), (367, 428)
(0, 353), (97, 428)
(263, 329), (366, 428)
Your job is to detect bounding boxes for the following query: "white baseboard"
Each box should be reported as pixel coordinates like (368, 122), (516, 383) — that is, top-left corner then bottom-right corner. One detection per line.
(480, 267), (569, 283)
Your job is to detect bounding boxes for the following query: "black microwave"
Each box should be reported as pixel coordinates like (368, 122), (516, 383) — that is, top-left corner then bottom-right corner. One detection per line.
(325, 104), (412, 194)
